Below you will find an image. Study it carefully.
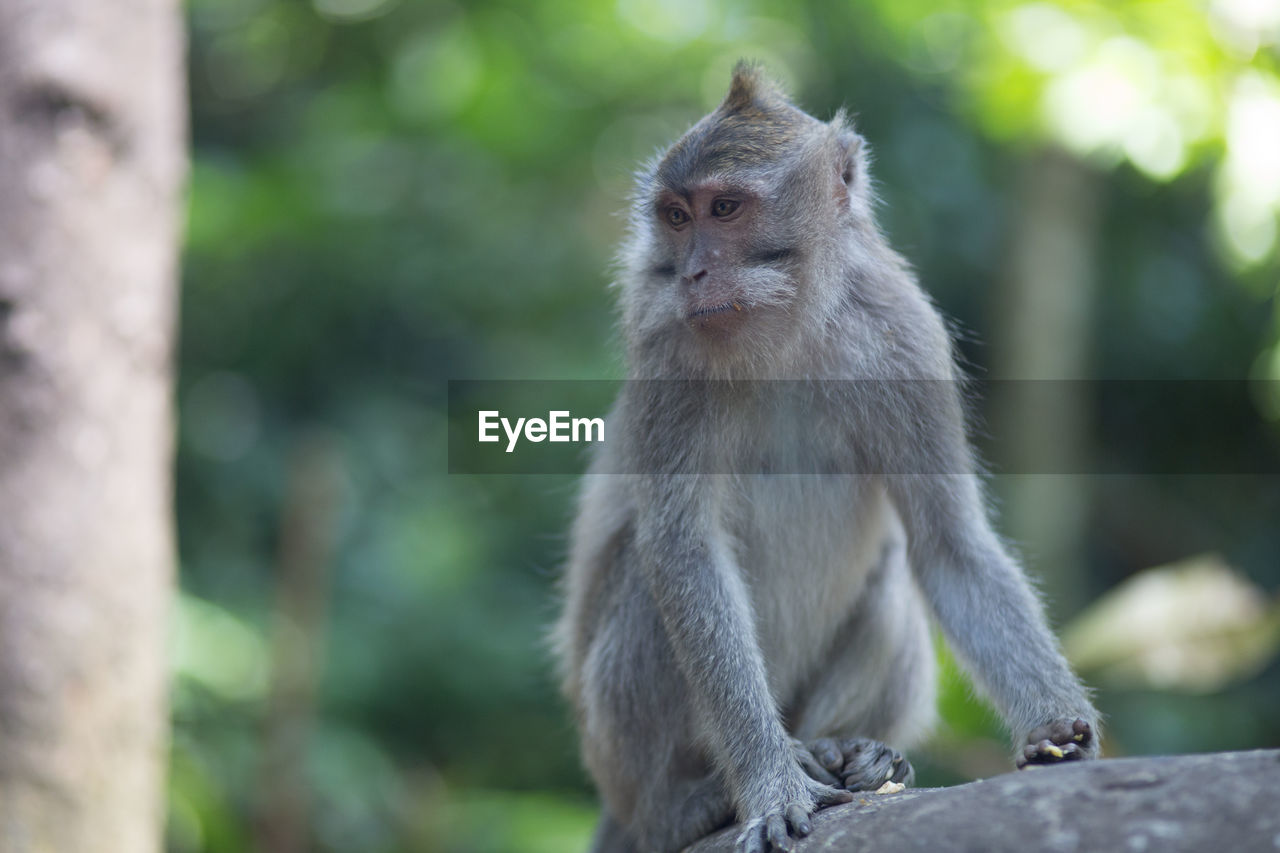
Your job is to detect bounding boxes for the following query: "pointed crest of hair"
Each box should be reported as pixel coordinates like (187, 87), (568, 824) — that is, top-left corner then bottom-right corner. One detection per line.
(721, 61), (783, 112)
(655, 61), (817, 189)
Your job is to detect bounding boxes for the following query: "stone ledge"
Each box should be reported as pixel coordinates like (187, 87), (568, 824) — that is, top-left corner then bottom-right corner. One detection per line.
(688, 750), (1280, 852)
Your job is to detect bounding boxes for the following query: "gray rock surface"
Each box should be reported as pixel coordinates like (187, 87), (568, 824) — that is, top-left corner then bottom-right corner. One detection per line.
(687, 750), (1280, 852)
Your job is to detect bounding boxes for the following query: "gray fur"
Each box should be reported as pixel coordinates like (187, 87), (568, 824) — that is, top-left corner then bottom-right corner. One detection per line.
(554, 63), (1098, 853)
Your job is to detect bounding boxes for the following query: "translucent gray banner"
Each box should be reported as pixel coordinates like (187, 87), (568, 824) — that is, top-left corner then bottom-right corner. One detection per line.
(446, 379), (1280, 475)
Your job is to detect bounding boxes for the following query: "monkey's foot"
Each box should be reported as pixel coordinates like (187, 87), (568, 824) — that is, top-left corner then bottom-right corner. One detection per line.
(733, 774), (852, 853)
(795, 736), (914, 792)
(1017, 717), (1096, 768)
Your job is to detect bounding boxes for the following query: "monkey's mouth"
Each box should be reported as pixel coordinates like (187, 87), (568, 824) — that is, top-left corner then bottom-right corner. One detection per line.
(687, 302), (743, 320)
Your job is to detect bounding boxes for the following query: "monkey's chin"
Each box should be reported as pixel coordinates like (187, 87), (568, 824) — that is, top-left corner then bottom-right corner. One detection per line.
(686, 302), (748, 341)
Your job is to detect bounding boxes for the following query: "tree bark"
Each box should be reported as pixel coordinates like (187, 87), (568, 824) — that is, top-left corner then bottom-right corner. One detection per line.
(689, 750), (1280, 852)
(0, 1), (185, 850)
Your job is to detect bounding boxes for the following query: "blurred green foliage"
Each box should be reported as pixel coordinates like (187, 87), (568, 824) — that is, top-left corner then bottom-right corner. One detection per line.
(174, 1), (1280, 851)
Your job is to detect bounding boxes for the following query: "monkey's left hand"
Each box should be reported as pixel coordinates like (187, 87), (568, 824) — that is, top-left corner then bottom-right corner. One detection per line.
(1017, 717), (1097, 768)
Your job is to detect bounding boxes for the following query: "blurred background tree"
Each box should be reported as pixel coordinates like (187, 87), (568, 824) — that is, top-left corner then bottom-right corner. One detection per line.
(0, 0), (183, 849)
(172, 1), (1280, 851)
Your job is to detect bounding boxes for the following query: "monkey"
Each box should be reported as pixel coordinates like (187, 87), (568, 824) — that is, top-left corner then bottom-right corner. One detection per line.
(553, 63), (1099, 853)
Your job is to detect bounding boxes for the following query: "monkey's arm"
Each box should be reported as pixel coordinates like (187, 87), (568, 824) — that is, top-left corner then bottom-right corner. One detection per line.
(632, 472), (851, 851)
(911, 484), (1097, 762)
(877, 384), (1099, 764)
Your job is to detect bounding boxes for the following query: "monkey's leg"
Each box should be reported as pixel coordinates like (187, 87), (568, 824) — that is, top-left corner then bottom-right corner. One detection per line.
(579, 573), (736, 852)
(591, 797), (727, 853)
(589, 812), (636, 853)
(586, 722), (734, 852)
(787, 539), (936, 792)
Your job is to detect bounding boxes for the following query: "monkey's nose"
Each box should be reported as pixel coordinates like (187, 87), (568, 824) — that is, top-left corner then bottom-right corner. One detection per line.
(682, 269), (708, 286)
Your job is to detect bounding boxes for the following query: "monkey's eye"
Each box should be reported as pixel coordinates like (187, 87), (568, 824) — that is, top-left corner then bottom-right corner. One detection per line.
(711, 198), (740, 218)
(665, 207), (689, 228)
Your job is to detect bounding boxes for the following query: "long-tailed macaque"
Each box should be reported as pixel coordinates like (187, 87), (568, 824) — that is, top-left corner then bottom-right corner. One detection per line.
(554, 64), (1098, 853)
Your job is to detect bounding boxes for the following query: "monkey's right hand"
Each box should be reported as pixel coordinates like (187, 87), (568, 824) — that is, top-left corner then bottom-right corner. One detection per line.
(733, 770), (853, 853)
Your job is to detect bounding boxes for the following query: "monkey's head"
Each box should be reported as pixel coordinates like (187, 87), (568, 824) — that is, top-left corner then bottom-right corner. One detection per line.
(619, 62), (873, 376)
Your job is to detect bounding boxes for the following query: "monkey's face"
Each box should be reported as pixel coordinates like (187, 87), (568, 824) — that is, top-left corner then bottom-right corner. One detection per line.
(644, 176), (802, 350)
(618, 66), (869, 374)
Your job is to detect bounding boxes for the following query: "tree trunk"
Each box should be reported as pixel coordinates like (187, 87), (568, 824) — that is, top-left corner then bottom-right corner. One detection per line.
(988, 149), (1101, 614)
(254, 435), (344, 853)
(0, 1), (185, 850)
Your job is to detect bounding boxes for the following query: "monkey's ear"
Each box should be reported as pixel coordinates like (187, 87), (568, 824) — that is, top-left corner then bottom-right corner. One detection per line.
(834, 126), (865, 204)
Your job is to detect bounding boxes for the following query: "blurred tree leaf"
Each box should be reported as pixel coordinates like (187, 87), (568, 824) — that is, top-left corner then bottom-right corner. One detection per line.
(1063, 553), (1280, 692)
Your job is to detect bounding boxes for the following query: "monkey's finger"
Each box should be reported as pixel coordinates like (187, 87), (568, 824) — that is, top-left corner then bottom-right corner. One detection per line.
(1034, 738), (1065, 759)
(1024, 722), (1056, 745)
(785, 804), (812, 837)
(872, 743), (898, 779)
(1020, 738), (1073, 767)
(810, 737), (843, 773)
(795, 751), (840, 787)
(833, 738), (913, 791)
(1045, 719), (1077, 743)
(851, 741), (886, 773)
(813, 784), (854, 807)
(765, 814), (794, 851)
(1057, 742), (1083, 760)
(1027, 717), (1091, 747)
(836, 738), (867, 760)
